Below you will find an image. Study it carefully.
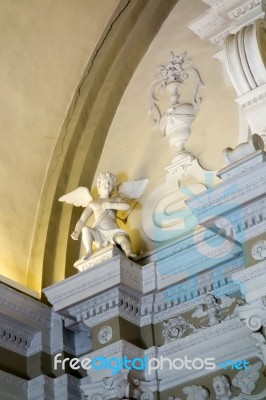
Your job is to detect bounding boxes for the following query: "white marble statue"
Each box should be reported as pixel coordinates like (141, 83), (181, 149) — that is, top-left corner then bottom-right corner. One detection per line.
(183, 384), (209, 399)
(192, 294), (235, 327)
(212, 375), (232, 400)
(250, 332), (266, 373)
(59, 172), (148, 263)
(232, 361), (262, 395)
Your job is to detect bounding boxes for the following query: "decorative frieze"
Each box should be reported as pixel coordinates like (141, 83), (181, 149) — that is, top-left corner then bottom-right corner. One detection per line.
(66, 287), (120, 328)
(157, 319), (255, 390)
(119, 287), (154, 326)
(229, 0), (266, 25)
(155, 234), (241, 290)
(153, 255), (244, 323)
(0, 313), (41, 356)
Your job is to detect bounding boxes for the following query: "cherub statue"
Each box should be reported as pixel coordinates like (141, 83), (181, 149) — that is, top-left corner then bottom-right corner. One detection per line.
(250, 332), (266, 375)
(192, 294), (235, 327)
(183, 384), (209, 400)
(212, 375), (232, 400)
(232, 361), (262, 395)
(59, 172), (148, 264)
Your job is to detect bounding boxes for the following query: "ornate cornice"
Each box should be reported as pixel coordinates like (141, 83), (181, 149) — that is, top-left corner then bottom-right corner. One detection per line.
(0, 314), (41, 356)
(0, 283), (63, 355)
(49, 254), (243, 329)
(67, 287), (120, 328)
(44, 253), (156, 313)
(0, 371), (81, 400)
(187, 151), (266, 231)
(188, 0), (265, 47)
(153, 263), (244, 323)
(232, 260), (266, 303)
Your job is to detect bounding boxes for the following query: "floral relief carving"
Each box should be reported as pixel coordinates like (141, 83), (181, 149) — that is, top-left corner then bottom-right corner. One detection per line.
(149, 51), (204, 154)
(251, 240), (266, 261)
(162, 316), (198, 344)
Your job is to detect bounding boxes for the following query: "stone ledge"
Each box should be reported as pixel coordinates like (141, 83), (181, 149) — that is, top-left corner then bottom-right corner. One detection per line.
(43, 249), (156, 312)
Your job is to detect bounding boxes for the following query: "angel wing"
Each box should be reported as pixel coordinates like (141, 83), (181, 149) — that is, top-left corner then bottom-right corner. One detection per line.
(118, 179), (149, 200)
(59, 187), (93, 207)
(192, 305), (207, 319)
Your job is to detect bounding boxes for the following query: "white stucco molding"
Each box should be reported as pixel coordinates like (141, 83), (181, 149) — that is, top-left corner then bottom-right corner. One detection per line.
(0, 371), (81, 400)
(43, 249), (156, 312)
(0, 283), (63, 355)
(78, 317), (257, 391)
(0, 313), (41, 356)
(187, 150), (266, 244)
(236, 83), (266, 134)
(188, 0), (265, 46)
(232, 260), (266, 304)
(43, 240), (243, 329)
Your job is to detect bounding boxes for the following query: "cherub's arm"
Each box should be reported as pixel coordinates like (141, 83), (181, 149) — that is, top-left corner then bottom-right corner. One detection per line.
(71, 204), (93, 240)
(102, 198), (130, 212)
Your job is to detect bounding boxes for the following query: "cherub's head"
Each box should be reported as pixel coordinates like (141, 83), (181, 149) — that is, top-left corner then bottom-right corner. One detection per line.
(183, 385), (209, 399)
(97, 172), (116, 198)
(205, 294), (215, 306)
(131, 377), (140, 387)
(212, 376), (232, 398)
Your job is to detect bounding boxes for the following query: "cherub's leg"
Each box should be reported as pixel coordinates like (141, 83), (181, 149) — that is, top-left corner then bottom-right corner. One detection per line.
(81, 227), (94, 260)
(114, 234), (137, 259)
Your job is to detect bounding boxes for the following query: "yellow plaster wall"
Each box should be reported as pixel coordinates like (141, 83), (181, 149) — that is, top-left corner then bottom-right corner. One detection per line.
(92, 0), (241, 255)
(0, 0), (119, 286)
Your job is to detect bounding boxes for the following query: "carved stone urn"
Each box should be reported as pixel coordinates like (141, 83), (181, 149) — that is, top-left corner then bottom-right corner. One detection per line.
(161, 103), (195, 151)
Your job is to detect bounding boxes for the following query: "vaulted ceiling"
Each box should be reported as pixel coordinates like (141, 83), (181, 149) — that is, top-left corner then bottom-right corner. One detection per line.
(0, 0), (244, 296)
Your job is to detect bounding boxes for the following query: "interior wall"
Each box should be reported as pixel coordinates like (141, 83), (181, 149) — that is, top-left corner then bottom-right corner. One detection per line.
(92, 0), (240, 256)
(0, 0), (120, 285)
(31, 0), (179, 293)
